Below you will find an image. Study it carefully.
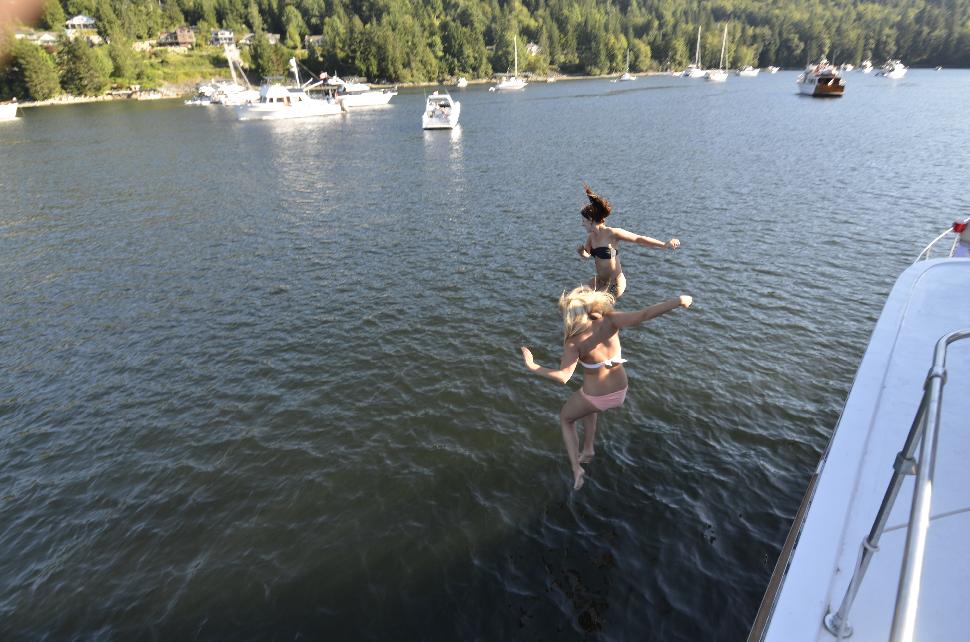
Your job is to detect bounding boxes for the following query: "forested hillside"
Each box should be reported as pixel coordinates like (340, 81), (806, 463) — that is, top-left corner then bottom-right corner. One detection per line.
(3, 0), (970, 97)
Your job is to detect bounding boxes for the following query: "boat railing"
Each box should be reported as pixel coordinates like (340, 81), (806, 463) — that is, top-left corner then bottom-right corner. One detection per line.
(823, 329), (970, 641)
(915, 217), (969, 261)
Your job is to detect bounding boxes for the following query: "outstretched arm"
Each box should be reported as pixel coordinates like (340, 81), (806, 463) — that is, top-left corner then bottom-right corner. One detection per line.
(520, 342), (580, 384)
(612, 227), (680, 250)
(607, 295), (692, 329)
(576, 233), (592, 258)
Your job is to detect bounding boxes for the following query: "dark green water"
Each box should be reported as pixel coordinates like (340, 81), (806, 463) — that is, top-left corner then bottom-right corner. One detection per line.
(2, 71), (969, 640)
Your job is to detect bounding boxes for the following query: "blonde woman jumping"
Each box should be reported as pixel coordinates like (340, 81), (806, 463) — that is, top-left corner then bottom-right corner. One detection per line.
(520, 286), (692, 490)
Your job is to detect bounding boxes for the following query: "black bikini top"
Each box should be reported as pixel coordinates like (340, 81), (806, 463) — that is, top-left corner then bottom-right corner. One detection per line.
(590, 246), (617, 260)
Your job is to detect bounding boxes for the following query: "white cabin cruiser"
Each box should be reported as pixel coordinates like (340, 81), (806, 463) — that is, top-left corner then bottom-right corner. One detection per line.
(422, 91), (460, 130)
(877, 59), (908, 79)
(0, 99), (19, 121)
(736, 66), (760, 77)
(860, 59), (874, 73)
(456, 77), (468, 88)
(797, 58), (845, 97)
(749, 218), (970, 642)
(237, 58), (342, 121)
(766, 66), (780, 73)
(327, 76), (396, 108)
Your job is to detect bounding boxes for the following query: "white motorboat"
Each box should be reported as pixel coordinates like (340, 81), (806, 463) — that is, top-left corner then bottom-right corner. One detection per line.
(705, 25), (729, 82)
(1, 99), (20, 120)
(749, 217), (970, 642)
(422, 91), (460, 130)
(186, 48), (259, 106)
(860, 59), (873, 73)
(796, 58), (845, 97)
(877, 59), (907, 79)
(682, 26), (706, 77)
(736, 66), (760, 77)
(840, 63), (855, 72)
(328, 76), (396, 108)
(237, 58), (342, 121)
(456, 77), (468, 88)
(492, 36), (527, 91)
(766, 66), (780, 74)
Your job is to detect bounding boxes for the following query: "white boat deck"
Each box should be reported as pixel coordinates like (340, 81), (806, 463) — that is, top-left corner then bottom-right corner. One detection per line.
(761, 258), (970, 641)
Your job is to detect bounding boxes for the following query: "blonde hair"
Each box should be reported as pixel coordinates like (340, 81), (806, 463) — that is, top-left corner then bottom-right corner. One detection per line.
(559, 285), (615, 342)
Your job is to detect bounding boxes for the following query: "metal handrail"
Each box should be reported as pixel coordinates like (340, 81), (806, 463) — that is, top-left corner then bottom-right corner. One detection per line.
(916, 217), (969, 261)
(824, 329), (970, 640)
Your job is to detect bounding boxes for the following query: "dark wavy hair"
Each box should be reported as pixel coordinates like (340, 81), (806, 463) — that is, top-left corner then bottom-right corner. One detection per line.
(581, 184), (612, 223)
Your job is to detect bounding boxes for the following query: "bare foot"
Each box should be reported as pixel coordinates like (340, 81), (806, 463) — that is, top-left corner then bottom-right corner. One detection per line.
(573, 468), (586, 491)
(579, 451), (595, 464)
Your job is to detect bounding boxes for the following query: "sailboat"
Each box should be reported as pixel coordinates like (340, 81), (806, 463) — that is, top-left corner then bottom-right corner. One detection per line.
(682, 26), (706, 78)
(492, 36), (528, 91)
(705, 26), (729, 81)
(617, 50), (635, 81)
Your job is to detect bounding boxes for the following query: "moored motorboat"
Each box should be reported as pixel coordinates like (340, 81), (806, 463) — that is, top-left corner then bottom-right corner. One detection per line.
(877, 59), (907, 79)
(236, 58), (342, 121)
(749, 217), (970, 642)
(0, 99), (20, 121)
(736, 66), (760, 77)
(456, 77), (468, 88)
(328, 76), (397, 108)
(796, 58), (845, 97)
(859, 59), (873, 73)
(766, 66), (780, 74)
(422, 91), (460, 130)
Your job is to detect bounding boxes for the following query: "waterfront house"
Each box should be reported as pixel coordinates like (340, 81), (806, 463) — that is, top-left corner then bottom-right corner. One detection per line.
(210, 29), (234, 46)
(525, 42), (541, 56)
(14, 30), (59, 46)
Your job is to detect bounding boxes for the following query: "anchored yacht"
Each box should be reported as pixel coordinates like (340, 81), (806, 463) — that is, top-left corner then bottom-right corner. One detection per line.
(797, 59), (845, 97)
(750, 218), (970, 642)
(327, 76), (397, 108)
(422, 91), (460, 130)
(237, 58), (342, 121)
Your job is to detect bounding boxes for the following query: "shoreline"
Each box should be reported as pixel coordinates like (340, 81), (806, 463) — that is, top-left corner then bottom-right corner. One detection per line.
(16, 71), (673, 108)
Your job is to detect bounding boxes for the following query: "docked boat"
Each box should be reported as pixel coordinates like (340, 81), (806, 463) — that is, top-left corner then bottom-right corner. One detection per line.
(749, 217), (970, 642)
(186, 48), (259, 106)
(456, 77), (468, 88)
(0, 99), (19, 121)
(328, 76), (397, 108)
(736, 66), (760, 77)
(796, 59), (845, 97)
(705, 26), (729, 82)
(682, 26), (706, 78)
(860, 59), (873, 73)
(491, 36), (527, 91)
(422, 91), (460, 130)
(766, 66), (780, 74)
(236, 58), (342, 121)
(877, 59), (907, 79)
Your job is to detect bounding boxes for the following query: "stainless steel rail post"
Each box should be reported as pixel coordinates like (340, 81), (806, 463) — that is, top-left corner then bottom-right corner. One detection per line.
(822, 330), (970, 639)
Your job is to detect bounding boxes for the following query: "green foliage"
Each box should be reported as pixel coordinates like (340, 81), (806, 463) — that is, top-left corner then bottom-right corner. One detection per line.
(59, 38), (111, 95)
(250, 31), (290, 77)
(0, 40), (62, 100)
(31, 0), (970, 87)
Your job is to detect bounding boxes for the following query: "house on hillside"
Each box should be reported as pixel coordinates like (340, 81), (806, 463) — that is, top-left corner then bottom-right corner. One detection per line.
(210, 29), (234, 46)
(14, 30), (59, 46)
(65, 15), (96, 30)
(304, 34), (324, 48)
(158, 27), (196, 47)
(526, 42), (541, 56)
(238, 32), (281, 46)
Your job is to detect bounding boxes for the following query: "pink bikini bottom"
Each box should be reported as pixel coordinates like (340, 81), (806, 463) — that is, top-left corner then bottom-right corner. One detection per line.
(580, 387), (628, 411)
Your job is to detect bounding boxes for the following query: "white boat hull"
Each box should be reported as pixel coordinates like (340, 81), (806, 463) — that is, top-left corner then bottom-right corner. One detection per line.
(0, 102), (20, 120)
(422, 101), (460, 129)
(337, 90), (397, 108)
(884, 69), (907, 79)
(237, 98), (342, 121)
(493, 77), (527, 91)
(683, 67), (706, 78)
(706, 70), (728, 82)
(737, 68), (760, 77)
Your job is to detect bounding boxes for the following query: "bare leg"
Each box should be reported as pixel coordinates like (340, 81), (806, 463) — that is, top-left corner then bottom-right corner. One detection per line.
(613, 272), (627, 298)
(560, 391), (599, 490)
(580, 413), (598, 463)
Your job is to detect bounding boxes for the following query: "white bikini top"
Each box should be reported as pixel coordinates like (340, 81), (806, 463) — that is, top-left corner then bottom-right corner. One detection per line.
(580, 347), (627, 369)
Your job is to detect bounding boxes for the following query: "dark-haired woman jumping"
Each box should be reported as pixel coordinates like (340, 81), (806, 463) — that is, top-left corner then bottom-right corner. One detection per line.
(577, 185), (681, 298)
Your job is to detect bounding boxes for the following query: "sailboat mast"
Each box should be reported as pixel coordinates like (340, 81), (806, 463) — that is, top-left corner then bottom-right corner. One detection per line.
(719, 25), (727, 70)
(695, 26), (701, 67)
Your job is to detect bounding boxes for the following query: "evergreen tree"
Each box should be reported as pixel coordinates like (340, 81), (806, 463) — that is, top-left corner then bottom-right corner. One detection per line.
(2, 41), (61, 100)
(59, 38), (111, 95)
